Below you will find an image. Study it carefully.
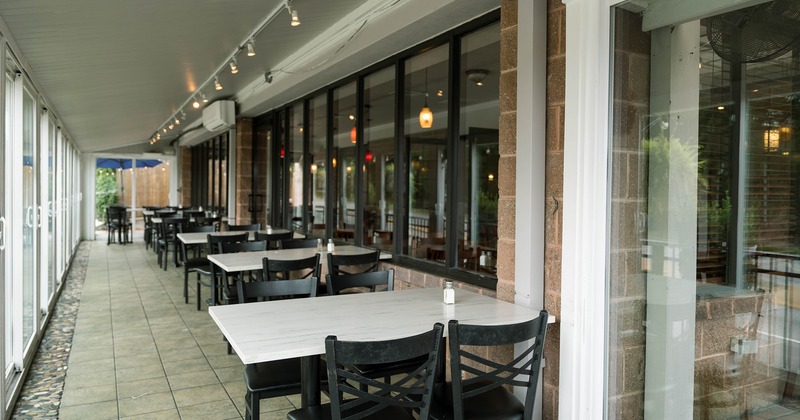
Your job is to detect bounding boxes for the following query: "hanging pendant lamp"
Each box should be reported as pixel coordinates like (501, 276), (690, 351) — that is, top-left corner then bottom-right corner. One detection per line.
(419, 68), (433, 129)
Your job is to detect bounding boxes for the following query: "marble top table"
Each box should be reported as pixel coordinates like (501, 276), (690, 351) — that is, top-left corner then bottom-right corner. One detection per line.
(207, 244), (385, 273)
(209, 287), (546, 407)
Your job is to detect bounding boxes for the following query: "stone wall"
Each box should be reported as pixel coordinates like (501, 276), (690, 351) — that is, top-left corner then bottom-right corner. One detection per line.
(234, 118), (254, 225)
(180, 147), (192, 208)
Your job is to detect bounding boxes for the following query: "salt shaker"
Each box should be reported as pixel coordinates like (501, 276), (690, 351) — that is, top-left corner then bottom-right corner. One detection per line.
(327, 239), (335, 252)
(443, 281), (455, 304)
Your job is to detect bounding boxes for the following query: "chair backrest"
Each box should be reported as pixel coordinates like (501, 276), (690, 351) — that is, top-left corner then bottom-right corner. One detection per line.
(155, 209), (177, 218)
(262, 255), (320, 281)
(448, 310), (549, 420)
(161, 216), (189, 240)
(254, 231), (293, 249)
(229, 223), (262, 231)
(279, 238), (319, 249)
(178, 225), (216, 255)
(327, 249), (381, 278)
(237, 277), (319, 304)
(220, 240), (268, 254)
(206, 232), (249, 254)
(325, 323), (444, 420)
(326, 268), (394, 296)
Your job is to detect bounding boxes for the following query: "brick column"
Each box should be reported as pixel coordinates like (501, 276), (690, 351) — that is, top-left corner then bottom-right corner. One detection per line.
(179, 147), (192, 207)
(235, 118), (254, 224)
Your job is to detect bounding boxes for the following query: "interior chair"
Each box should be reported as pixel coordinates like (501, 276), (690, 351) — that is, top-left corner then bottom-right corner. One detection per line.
(105, 206), (120, 245)
(143, 212), (154, 249)
(262, 254), (321, 282)
(279, 238), (319, 249)
(157, 216), (188, 270)
(179, 225), (216, 304)
(229, 223), (262, 231)
(195, 232), (249, 310)
(326, 268), (394, 296)
(287, 322), (444, 420)
(429, 310), (549, 420)
(326, 250), (382, 294)
(254, 230), (292, 250)
(152, 209), (177, 254)
(237, 276), (321, 420)
(195, 215), (222, 229)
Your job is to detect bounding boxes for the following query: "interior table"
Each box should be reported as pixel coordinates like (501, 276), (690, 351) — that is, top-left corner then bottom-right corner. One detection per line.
(176, 228), (293, 246)
(209, 287), (547, 407)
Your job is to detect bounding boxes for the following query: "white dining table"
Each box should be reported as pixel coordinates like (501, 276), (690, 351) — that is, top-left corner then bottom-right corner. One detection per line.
(176, 228), (293, 246)
(209, 287), (547, 407)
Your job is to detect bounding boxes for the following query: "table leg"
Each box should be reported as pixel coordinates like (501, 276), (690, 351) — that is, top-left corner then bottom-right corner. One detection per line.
(300, 355), (321, 407)
(210, 265), (218, 307)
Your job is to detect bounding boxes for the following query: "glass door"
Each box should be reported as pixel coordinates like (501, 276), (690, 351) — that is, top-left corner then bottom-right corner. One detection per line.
(21, 82), (37, 356)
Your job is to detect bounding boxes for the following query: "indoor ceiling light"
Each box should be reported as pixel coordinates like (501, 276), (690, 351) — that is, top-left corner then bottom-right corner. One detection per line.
(246, 39), (256, 57)
(465, 69), (489, 86)
(215, 77), (223, 90)
(419, 68), (433, 129)
(192, 96), (200, 109)
(169, 123), (174, 130)
(174, 117), (180, 125)
(230, 59), (238, 74)
(201, 92), (208, 103)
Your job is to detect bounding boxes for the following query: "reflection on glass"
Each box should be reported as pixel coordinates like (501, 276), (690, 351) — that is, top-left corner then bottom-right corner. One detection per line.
(364, 66), (395, 251)
(332, 82), (357, 244)
(22, 87), (36, 349)
(405, 45), (449, 261)
(289, 104), (305, 233)
(608, 2), (800, 418)
(276, 110), (287, 227)
(309, 94), (327, 239)
(4, 73), (12, 373)
(457, 23), (499, 274)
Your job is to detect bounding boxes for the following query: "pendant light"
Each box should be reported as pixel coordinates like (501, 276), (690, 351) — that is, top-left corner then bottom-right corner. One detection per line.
(419, 68), (433, 129)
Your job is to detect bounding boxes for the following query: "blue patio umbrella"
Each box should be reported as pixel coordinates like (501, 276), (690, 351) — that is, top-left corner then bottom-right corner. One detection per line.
(96, 158), (164, 205)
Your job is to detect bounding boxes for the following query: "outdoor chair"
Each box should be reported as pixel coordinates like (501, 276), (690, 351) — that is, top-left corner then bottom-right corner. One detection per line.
(195, 232), (249, 310)
(254, 230), (292, 250)
(428, 310), (549, 420)
(237, 277), (322, 420)
(287, 323), (444, 420)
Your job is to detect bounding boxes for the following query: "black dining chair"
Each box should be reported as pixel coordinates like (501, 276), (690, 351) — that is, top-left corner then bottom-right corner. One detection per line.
(195, 232), (249, 310)
(237, 276), (322, 420)
(262, 255), (320, 282)
(279, 238), (319, 249)
(157, 216), (188, 270)
(229, 223), (262, 231)
(178, 225), (216, 304)
(326, 268), (394, 296)
(287, 322), (444, 420)
(428, 310), (549, 420)
(219, 240), (269, 308)
(327, 249), (381, 278)
(254, 231), (292, 250)
(194, 215), (222, 229)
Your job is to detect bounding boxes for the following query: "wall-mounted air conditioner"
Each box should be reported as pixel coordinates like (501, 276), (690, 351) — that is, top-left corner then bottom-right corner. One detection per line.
(203, 100), (235, 131)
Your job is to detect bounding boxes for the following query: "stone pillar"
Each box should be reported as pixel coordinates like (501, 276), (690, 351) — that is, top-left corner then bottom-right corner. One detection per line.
(235, 118), (254, 224)
(179, 147), (192, 208)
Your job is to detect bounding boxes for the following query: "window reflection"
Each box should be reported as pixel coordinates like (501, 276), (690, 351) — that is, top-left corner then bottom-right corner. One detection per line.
(332, 82), (357, 244)
(364, 66), (395, 251)
(309, 94), (327, 239)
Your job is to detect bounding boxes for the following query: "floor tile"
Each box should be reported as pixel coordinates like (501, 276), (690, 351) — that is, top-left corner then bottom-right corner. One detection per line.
(177, 399), (241, 420)
(60, 383), (117, 407)
(117, 391), (176, 417)
(117, 376), (171, 399)
(167, 369), (221, 390)
(172, 383), (229, 407)
(58, 400), (118, 420)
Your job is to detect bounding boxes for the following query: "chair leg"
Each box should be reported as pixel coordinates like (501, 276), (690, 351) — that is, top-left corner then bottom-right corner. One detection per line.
(184, 269), (189, 304)
(163, 246), (169, 271)
(197, 280), (202, 311)
(246, 391), (260, 420)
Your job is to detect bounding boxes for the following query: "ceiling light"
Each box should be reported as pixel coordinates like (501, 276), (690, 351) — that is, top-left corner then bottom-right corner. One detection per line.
(169, 123), (174, 130)
(419, 68), (433, 129)
(246, 40), (256, 57)
(465, 69), (489, 86)
(201, 92), (208, 103)
(174, 117), (180, 125)
(349, 114), (355, 120)
(157, 133), (161, 140)
(215, 77), (223, 90)
(230, 59), (238, 74)
(192, 96), (200, 109)
(180, 110), (187, 119)
(291, 9), (301, 26)
(163, 127), (167, 133)
(437, 90), (443, 97)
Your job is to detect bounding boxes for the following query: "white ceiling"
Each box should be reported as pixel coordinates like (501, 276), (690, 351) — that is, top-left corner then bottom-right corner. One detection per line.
(0, 0), (499, 154)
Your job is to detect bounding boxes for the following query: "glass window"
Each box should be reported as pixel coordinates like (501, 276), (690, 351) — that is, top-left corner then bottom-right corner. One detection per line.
(457, 23), (499, 274)
(309, 94), (327, 239)
(331, 82), (357, 244)
(191, 133), (229, 215)
(22, 85), (36, 350)
(405, 45), (449, 262)
(4, 71), (13, 379)
(608, 2), (800, 418)
(363, 66), (396, 252)
(289, 103), (305, 233)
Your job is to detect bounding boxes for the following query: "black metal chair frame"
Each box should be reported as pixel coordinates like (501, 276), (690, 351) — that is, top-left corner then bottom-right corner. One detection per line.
(229, 223), (262, 231)
(287, 323), (444, 420)
(279, 238), (319, 249)
(441, 310), (549, 420)
(254, 231), (292, 250)
(178, 225), (216, 304)
(237, 277), (320, 420)
(195, 232), (249, 310)
(262, 255), (321, 282)
(326, 268), (394, 296)
(158, 216), (188, 270)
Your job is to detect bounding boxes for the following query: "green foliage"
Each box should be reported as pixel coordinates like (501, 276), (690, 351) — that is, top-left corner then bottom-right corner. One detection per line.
(95, 169), (118, 222)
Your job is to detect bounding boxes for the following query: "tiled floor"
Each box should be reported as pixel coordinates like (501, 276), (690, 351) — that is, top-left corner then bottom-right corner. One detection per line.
(56, 234), (303, 419)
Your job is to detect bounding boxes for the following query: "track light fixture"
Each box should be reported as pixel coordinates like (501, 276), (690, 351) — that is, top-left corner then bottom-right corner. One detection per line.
(246, 39), (256, 56)
(174, 117), (180, 125)
(180, 110), (187, 119)
(192, 96), (200, 109)
(201, 92), (208, 103)
(229, 59), (238, 74)
(287, 0), (300, 26)
(215, 77), (223, 90)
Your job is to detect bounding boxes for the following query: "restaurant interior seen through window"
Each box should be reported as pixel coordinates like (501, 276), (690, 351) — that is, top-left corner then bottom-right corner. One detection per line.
(254, 13), (500, 286)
